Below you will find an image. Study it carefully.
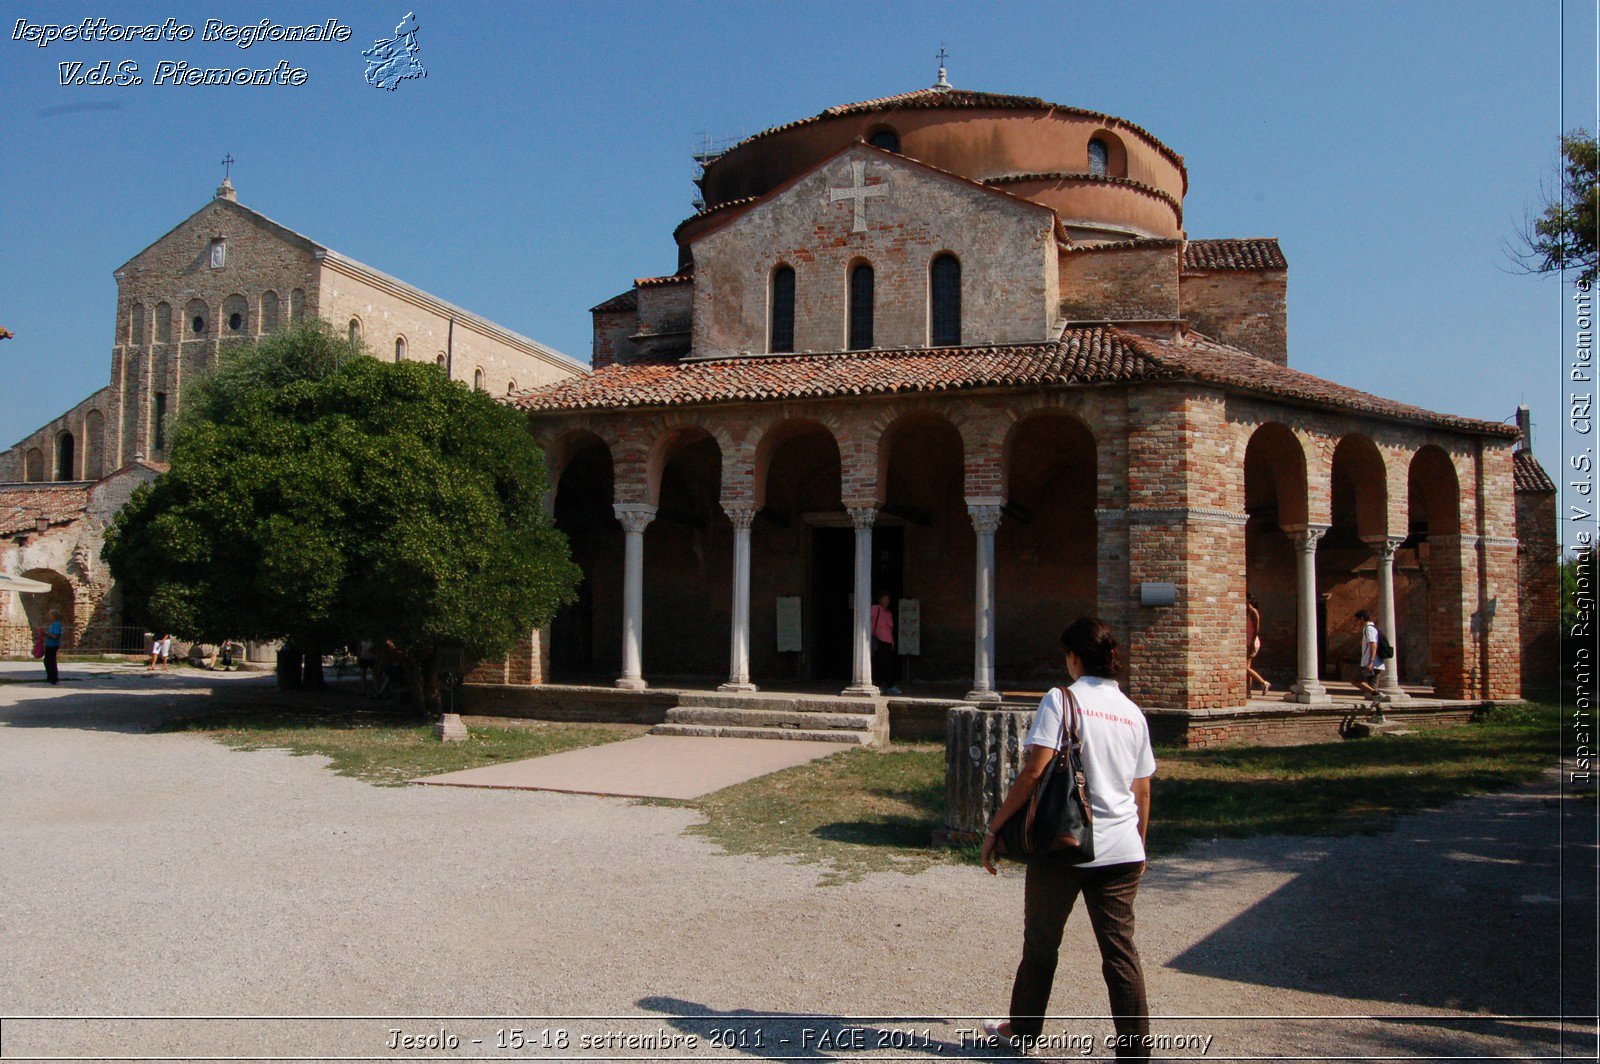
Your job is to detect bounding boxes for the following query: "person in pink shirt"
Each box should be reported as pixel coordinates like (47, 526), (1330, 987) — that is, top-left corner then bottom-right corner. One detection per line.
(870, 592), (900, 695)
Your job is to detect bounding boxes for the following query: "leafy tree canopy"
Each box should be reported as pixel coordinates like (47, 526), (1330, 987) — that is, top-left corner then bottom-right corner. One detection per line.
(104, 320), (579, 700)
(1519, 130), (1599, 288)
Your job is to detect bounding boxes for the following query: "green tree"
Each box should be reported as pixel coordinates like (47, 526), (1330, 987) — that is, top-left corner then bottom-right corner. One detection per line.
(104, 322), (579, 707)
(1517, 130), (1599, 288)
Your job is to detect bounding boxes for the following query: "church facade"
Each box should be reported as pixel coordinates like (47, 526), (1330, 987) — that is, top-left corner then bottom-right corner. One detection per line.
(1, 182), (583, 652)
(511, 82), (1559, 711)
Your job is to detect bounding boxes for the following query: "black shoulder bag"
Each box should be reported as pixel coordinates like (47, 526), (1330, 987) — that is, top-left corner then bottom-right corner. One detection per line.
(994, 686), (1095, 865)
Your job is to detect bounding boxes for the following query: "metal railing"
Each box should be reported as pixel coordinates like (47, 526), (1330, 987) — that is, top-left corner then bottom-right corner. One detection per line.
(1, 624), (157, 656)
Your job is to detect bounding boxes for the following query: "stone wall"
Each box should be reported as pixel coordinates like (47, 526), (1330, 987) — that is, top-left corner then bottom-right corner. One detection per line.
(1058, 244), (1180, 321)
(690, 146), (1058, 358)
(1180, 268), (1288, 364)
(1516, 480), (1560, 695)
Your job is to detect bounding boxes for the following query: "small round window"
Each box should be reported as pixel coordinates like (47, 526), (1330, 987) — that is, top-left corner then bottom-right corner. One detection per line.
(868, 128), (900, 153)
(191, 315), (206, 335)
(228, 312), (243, 332)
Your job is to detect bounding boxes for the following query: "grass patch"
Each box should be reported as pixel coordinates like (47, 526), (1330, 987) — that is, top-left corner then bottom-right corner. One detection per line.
(675, 704), (1561, 882)
(159, 700), (640, 786)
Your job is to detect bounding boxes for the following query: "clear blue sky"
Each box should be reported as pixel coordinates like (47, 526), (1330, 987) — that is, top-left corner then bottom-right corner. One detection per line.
(2, 1), (1594, 542)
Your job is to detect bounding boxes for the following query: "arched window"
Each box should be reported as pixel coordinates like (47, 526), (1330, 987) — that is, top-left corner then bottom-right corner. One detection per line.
(347, 318), (361, 344)
(152, 392), (168, 452)
(394, 336), (407, 362)
(83, 410), (105, 480)
(1088, 137), (1109, 177)
(848, 262), (875, 350)
(289, 289), (305, 321)
(769, 265), (796, 353)
(868, 128), (900, 153)
(24, 448), (45, 483)
(436, 353), (447, 370)
(261, 291), (280, 333)
(223, 294), (247, 334)
(506, 379), (517, 394)
(186, 299), (208, 336)
(55, 432), (75, 481)
(155, 302), (172, 343)
(473, 368), (485, 391)
(930, 254), (962, 346)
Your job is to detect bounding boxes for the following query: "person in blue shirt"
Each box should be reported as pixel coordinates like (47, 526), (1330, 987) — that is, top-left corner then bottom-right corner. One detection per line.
(41, 608), (63, 685)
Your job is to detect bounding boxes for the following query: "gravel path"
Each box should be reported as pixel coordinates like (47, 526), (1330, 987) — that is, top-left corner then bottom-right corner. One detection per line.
(0, 663), (1593, 1062)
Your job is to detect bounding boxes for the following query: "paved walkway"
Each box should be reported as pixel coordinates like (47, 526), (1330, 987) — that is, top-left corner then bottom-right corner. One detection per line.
(413, 734), (846, 799)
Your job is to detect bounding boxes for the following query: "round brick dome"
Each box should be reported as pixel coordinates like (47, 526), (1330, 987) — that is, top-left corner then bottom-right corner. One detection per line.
(690, 87), (1187, 245)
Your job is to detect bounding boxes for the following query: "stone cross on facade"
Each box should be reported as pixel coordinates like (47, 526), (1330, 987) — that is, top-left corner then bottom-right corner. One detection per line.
(828, 160), (888, 233)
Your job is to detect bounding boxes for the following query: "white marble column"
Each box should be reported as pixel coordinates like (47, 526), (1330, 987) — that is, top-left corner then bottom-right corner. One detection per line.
(1288, 524), (1330, 703)
(720, 507), (758, 692)
(613, 503), (656, 690)
(842, 506), (880, 698)
(1367, 535), (1410, 701)
(966, 502), (1004, 702)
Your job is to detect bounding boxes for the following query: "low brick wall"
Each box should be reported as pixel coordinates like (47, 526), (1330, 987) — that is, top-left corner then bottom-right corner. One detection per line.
(1146, 701), (1487, 748)
(459, 683), (677, 725)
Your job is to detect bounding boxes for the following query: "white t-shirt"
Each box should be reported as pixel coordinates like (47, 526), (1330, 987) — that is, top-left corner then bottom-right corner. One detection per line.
(1361, 622), (1384, 672)
(1024, 676), (1156, 868)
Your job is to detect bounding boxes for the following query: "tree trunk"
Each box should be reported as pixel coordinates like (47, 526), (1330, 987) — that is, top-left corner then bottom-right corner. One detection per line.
(943, 705), (1033, 843)
(301, 641), (325, 688)
(275, 646), (303, 690)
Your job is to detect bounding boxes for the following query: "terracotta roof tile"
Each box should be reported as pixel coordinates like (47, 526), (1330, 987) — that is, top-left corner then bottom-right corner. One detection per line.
(1183, 238), (1286, 271)
(634, 272), (694, 287)
(0, 484), (89, 537)
(590, 289), (637, 314)
(517, 324), (1515, 438)
(717, 88), (1187, 178)
(1137, 332), (1517, 436)
(518, 330), (1168, 412)
(1514, 449), (1557, 492)
(1060, 237), (1183, 255)
(987, 171), (1182, 220)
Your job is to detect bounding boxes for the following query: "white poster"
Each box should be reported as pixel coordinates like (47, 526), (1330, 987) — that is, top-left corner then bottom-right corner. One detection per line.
(897, 598), (921, 656)
(776, 596), (803, 653)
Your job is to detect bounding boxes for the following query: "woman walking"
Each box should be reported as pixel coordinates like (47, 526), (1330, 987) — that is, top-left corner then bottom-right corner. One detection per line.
(981, 617), (1155, 1061)
(39, 609), (63, 685)
(1246, 594), (1270, 696)
(870, 592), (900, 696)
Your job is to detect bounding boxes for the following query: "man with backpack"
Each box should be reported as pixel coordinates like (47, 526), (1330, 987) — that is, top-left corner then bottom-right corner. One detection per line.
(1354, 609), (1392, 708)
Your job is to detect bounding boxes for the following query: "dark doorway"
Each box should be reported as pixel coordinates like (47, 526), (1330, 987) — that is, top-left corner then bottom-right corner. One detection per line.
(809, 525), (902, 684)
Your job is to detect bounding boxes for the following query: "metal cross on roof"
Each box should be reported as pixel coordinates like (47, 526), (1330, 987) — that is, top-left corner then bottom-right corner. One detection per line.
(936, 46), (949, 67)
(220, 154), (235, 180)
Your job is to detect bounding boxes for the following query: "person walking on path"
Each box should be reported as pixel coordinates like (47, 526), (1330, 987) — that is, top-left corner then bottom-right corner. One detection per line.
(146, 632), (172, 672)
(870, 593), (900, 696)
(980, 617), (1156, 1061)
(40, 609), (63, 685)
(1355, 610), (1386, 707)
(1246, 594), (1271, 697)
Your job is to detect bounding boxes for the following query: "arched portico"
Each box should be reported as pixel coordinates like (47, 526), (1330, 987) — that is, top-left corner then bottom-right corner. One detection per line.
(1244, 423), (1309, 695)
(549, 431), (621, 682)
(1408, 445), (1469, 697)
(1319, 434), (1394, 695)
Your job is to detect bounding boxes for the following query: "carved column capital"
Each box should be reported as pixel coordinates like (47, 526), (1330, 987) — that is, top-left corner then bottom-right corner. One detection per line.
(847, 506), (877, 530)
(968, 503), (1004, 536)
(1284, 523), (1330, 552)
(613, 503), (658, 535)
(1364, 535), (1406, 561)
(724, 506), (758, 531)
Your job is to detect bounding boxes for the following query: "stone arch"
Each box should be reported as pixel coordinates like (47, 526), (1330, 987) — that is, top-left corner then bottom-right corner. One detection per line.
(185, 298), (209, 338)
(1330, 434), (1389, 540)
(997, 409), (1100, 682)
(19, 568), (75, 638)
(1244, 422), (1311, 684)
(55, 431), (76, 481)
(549, 431), (620, 681)
(1408, 444), (1468, 695)
(222, 293), (249, 336)
(643, 426), (729, 680)
(82, 410), (105, 480)
(1315, 433), (1392, 684)
(642, 423), (727, 508)
(24, 448), (45, 482)
(261, 291), (280, 333)
(155, 302), (172, 343)
(749, 416), (844, 512)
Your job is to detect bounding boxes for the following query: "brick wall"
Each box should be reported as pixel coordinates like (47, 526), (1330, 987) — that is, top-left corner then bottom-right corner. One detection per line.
(1058, 244), (1180, 321)
(1179, 269), (1287, 364)
(1516, 481), (1560, 695)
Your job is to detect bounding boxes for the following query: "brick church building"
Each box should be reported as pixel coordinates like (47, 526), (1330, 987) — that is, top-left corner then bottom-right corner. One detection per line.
(508, 76), (1560, 714)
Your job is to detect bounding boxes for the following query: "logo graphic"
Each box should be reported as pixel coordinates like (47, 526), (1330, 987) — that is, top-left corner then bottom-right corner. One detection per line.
(363, 12), (425, 91)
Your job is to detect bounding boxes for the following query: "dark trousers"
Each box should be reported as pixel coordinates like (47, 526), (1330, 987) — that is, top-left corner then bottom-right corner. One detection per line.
(43, 646), (59, 684)
(872, 638), (897, 687)
(1009, 858), (1150, 1061)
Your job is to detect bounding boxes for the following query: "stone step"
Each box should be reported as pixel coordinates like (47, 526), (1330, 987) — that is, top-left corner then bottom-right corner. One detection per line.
(662, 707), (878, 731)
(650, 722), (874, 744)
(675, 692), (880, 714)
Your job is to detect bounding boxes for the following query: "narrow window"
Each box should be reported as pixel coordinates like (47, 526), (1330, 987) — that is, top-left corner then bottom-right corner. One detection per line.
(1088, 138), (1109, 177)
(394, 336), (407, 362)
(153, 392), (167, 452)
(261, 291), (280, 333)
(155, 302), (172, 343)
(55, 432), (75, 481)
(868, 128), (900, 153)
(506, 379), (517, 394)
(769, 266), (796, 353)
(930, 254), (961, 346)
(848, 262), (875, 349)
(289, 289), (305, 321)
(347, 318), (361, 344)
(473, 368), (485, 391)
(436, 353), (446, 369)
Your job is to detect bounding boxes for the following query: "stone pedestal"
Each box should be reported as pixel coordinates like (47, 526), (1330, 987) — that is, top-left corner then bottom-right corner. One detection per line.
(940, 705), (1032, 845)
(436, 713), (469, 742)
